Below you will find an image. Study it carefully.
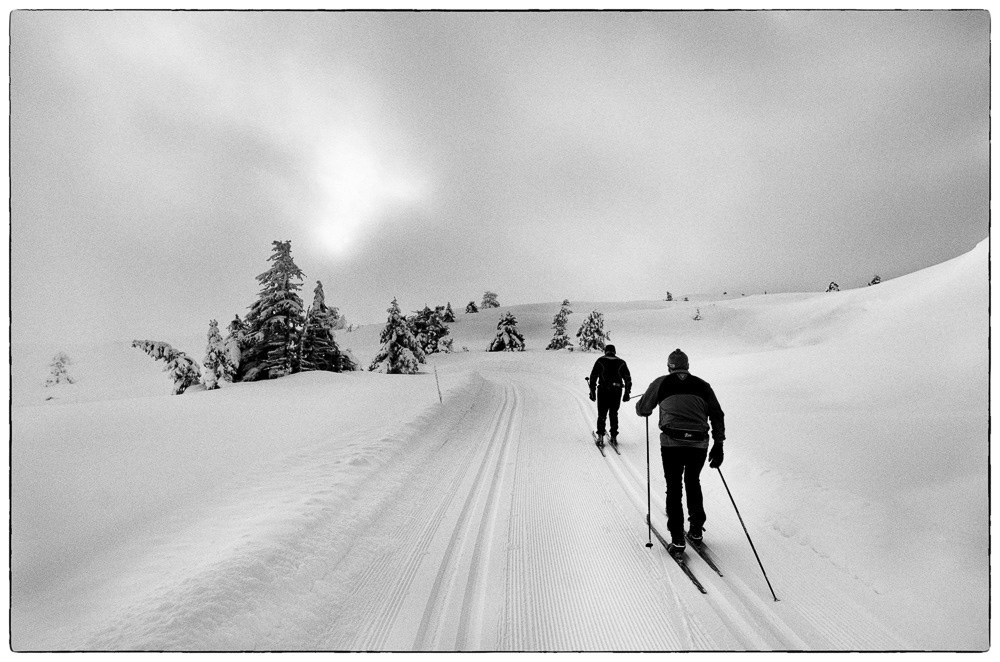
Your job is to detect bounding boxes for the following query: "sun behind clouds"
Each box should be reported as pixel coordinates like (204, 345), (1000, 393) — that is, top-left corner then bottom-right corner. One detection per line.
(312, 132), (428, 257)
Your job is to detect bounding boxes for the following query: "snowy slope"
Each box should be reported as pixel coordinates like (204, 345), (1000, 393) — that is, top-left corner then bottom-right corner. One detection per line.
(10, 240), (988, 651)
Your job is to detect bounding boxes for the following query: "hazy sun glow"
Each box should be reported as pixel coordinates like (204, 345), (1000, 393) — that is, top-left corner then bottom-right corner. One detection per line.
(313, 133), (426, 256)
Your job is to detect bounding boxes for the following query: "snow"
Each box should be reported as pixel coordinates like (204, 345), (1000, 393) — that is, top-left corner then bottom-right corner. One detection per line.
(10, 240), (988, 651)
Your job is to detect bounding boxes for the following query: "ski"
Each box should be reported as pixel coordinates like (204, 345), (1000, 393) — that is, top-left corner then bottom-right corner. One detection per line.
(686, 535), (724, 577)
(646, 515), (707, 594)
(592, 432), (606, 457)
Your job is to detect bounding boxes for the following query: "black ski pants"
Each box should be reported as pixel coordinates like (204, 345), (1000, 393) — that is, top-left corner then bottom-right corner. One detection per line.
(595, 385), (623, 437)
(661, 445), (708, 542)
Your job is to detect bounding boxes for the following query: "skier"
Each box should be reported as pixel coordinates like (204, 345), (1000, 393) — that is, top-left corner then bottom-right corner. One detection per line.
(588, 344), (632, 447)
(635, 348), (725, 556)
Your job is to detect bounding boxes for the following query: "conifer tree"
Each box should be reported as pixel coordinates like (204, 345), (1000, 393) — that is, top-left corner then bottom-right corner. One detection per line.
(300, 280), (354, 372)
(466, 301), (478, 314)
(693, 308), (703, 321)
(869, 274), (881, 286)
(546, 299), (573, 350)
(442, 302), (456, 323)
(489, 311), (526, 352)
(369, 298), (426, 374)
(827, 281), (840, 292)
(481, 291), (500, 309)
(665, 292), (673, 301)
(132, 340), (202, 394)
(222, 315), (244, 382)
(45, 351), (74, 386)
(410, 305), (453, 355)
(576, 310), (610, 352)
(240, 240), (306, 381)
(203, 319), (226, 390)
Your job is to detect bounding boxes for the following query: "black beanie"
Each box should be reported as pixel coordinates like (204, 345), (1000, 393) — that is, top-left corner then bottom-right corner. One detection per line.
(605, 344), (616, 355)
(668, 348), (689, 370)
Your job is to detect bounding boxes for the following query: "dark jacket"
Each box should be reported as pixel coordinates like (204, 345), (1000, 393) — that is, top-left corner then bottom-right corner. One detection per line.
(635, 371), (725, 449)
(589, 354), (632, 394)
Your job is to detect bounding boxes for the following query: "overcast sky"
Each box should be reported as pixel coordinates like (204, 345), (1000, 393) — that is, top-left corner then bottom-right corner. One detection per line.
(11, 10), (989, 347)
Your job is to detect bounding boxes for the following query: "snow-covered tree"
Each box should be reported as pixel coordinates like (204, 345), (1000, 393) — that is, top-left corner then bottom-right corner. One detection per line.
(45, 351), (74, 386)
(466, 301), (478, 314)
(410, 305), (453, 355)
(546, 299), (573, 350)
(239, 240), (306, 382)
(869, 274), (881, 286)
(827, 281), (840, 292)
(442, 302), (456, 323)
(576, 310), (610, 352)
(489, 311), (526, 352)
(300, 281), (355, 373)
(203, 320), (226, 390)
(481, 291), (500, 309)
(132, 339), (202, 395)
(693, 308), (703, 321)
(221, 315), (244, 383)
(369, 298), (426, 374)
(665, 292), (673, 301)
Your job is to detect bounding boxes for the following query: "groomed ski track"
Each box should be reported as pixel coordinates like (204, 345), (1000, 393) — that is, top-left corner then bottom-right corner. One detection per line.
(64, 362), (908, 651)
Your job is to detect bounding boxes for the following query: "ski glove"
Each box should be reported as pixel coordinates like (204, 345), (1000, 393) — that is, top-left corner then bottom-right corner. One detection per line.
(589, 391), (596, 402)
(622, 391), (631, 402)
(708, 443), (724, 468)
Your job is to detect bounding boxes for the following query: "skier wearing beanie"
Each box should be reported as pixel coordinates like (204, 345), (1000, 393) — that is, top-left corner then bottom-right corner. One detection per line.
(635, 348), (725, 556)
(588, 344), (632, 448)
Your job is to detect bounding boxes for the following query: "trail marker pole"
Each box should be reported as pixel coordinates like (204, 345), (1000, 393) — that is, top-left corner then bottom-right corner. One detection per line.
(434, 365), (442, 404)
(716, 467), (779, 601)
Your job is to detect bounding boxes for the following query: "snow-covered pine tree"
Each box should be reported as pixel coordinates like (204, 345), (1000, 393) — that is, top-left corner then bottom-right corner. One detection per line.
(203, 319), (226, 390)
(410, 305), (453, 355)
(132, 339), (202, 394)
(45, 351), (74, 386)
(576, 310), (610, 352)
(369, 298), (426, 374)
(481, 291), (500, 309)
(442, 302), (456, 323)
(693, 308), (702, 321)
(827, 281), (840, 292)
(239, 240), (306, 381)
(869, 274), (881, 286)
(489, 311), (526, 352)
(466, 301), (478, 313)
(665, 292), (673, 301)
(546, 299), (573, 350)
(300, 280), (354, 373)
(222, 315), (244, 382)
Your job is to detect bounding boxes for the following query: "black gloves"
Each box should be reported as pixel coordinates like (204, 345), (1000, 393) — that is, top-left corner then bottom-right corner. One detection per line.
(589, 391), (596, 402)
(622, 391), (631, 402)
(708, 443), (724, 468)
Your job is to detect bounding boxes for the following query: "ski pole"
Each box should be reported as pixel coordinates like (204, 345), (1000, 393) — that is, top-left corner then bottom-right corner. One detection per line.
(716, 467), (779, 601)
(644, 417), (653, 548)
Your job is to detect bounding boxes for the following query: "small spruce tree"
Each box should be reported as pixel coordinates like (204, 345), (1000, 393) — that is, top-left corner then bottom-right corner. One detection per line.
(693, 308), (702, 321)
(576, 310), (610, 352)
(481, 291), (500, 309)
(45, 351), (74, 386)
(665, 292), (673, 301)
(369, 298), (426, 374)
(442, 302), (456, 323)
(869, 274), (881, 286)
(408, 305), (453, 356)
(466, 301), (479, 314)
(489, 311), (526, 351)
(203, 319), (226, 390)
(132, 340), (202, 394)
(240, 240), (306, 381)
(827, 281), (840, 292)
(222, 315), (244, 382)
(301, 280), (354, 373)
(546, 299), (574, 350)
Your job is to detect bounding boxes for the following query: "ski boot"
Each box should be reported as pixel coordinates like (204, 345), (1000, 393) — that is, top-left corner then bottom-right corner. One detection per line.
(594, 432), (605, 448)
(609, 435), (619, 448)
(666, 538), (686, 558)
(687, 525), (704, 547)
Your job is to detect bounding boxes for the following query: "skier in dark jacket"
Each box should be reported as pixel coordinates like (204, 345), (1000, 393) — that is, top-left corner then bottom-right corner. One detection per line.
(635, 348), (725, 555)
(588, 344), (632, 447)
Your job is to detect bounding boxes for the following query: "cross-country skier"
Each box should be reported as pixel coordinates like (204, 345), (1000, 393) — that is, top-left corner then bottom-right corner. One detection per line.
(588, 344), (632, 447)
(635, 348), (725, 556)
